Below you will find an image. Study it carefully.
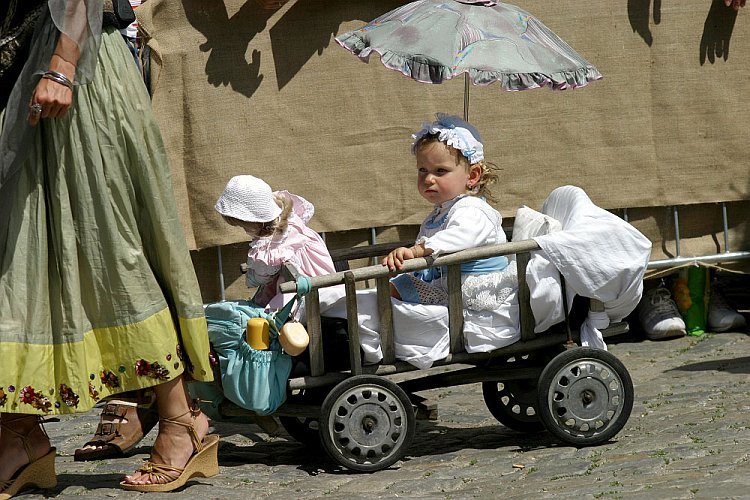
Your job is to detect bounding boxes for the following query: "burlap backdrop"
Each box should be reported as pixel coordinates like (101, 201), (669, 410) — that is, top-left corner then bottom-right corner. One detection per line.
(137, 1), (749, 300)
(138, 0), (750, 250)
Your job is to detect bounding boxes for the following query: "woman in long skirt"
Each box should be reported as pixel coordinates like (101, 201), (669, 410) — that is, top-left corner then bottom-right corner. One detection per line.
(0, 0), (218, 494)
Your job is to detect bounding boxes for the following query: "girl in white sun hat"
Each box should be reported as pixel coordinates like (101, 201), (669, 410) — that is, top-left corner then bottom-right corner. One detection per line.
(215, 175), (336, 313)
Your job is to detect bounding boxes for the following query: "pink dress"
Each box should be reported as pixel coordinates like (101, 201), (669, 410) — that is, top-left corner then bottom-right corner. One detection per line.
(245, 191), (336, 314)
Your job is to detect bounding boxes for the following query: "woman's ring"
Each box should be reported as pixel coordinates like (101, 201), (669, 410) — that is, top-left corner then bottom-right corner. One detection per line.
(30, 103), (43, 115)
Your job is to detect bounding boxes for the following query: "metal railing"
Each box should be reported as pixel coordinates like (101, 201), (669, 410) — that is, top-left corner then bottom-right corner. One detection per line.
(644, 202), (750, 270)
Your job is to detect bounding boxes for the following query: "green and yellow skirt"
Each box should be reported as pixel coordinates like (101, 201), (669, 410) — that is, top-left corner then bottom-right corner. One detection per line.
(0, 28), (212, 415)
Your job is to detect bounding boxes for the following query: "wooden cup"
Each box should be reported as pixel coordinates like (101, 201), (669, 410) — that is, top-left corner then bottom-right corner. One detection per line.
(246, 317), (270, 350)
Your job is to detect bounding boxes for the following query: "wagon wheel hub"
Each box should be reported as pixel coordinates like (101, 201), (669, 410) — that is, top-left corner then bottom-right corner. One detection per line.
(362, 416), (377, 433)
(581, 389), (595, 406)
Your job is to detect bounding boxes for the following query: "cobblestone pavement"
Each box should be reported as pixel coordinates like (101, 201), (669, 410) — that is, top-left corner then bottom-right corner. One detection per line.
(18, 329), (750, 499)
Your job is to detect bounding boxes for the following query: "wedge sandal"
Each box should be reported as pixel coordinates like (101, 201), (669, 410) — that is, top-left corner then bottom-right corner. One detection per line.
(120, 405), (219, 492)
(0, 416), (57, 500)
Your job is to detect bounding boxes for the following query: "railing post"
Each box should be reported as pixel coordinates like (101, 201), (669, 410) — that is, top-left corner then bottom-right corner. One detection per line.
(722, 202), (730, 254)
(673, 206), (681, 257)
(216, 246), (225, 302)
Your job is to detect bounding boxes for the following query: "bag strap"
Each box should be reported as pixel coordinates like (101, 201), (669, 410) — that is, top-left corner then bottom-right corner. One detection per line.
(269, 276), (313, 330)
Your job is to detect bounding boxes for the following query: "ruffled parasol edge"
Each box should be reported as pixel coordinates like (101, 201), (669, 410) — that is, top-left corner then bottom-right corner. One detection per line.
(335, 32), (603, 91)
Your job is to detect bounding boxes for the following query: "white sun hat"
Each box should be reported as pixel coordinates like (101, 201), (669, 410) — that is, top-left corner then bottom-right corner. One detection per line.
(215, 175), (282, 223)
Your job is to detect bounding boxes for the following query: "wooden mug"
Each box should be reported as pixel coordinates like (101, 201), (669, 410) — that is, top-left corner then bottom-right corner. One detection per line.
(279, 321), (309, 356)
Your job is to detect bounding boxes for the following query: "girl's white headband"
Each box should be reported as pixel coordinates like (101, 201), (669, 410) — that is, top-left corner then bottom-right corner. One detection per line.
(411, 113), (484, 164)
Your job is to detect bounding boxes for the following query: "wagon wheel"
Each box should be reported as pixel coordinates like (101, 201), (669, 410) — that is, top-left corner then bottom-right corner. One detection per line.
(320, 375), (415, 472)
(536, 347), (634, 447)
(482, 379), (545, 433)
(279, 389), (324, 448)
(279, 416), (321, 448)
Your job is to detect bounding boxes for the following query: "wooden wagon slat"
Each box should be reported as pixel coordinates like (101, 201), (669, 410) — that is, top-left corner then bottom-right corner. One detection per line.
(305, 288), (324, 377)
(344, 271), (363, 375)
(447, 264), (464, 354)
(285, 321), (628, 391)
(516, 251), (536, 342)
(377, 276), (395, 364)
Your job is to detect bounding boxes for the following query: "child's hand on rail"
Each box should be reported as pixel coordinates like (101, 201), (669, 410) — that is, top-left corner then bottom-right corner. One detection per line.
(382, 243), (432, 271)
(382, 246), (415, 271)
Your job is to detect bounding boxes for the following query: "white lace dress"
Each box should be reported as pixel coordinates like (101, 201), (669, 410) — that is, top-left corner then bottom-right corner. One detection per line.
(391, 195), (518, 312)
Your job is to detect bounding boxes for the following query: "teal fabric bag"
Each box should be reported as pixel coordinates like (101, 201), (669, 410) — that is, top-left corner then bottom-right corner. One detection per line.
(199, 300), (294, 416)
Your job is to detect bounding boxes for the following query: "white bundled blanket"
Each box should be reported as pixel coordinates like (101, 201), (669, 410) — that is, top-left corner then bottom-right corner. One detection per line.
(530, 186), (652, 349)
(306, 186), (651, 368)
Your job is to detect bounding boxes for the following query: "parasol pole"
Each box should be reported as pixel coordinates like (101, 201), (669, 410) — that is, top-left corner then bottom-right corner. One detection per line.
(463, 73), (470, 121)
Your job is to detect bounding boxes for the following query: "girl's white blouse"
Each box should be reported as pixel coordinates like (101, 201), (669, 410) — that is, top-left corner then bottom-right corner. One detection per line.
(417, 195), (506, 254)
(415, 195), (517, 312)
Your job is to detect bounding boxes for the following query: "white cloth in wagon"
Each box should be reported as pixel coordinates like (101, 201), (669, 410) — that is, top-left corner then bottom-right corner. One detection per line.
(312, 186), (651, 369)
(529, 185), (652, 348)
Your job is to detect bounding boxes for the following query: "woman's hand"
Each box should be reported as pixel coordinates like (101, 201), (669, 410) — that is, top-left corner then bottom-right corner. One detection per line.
(382, 243), (432, 271)
(725, 0), (746, 10)
(28, 53), (76, 126)
(28, 79), (73, 125)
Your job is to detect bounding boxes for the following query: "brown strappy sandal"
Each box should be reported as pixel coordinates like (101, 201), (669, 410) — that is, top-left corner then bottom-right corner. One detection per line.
(0, 416), (57, 500)
(120, 405), (219, 492)
(74, 391), (158, 462)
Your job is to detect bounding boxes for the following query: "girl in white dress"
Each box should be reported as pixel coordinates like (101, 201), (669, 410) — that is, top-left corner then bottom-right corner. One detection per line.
(383, 114), (517, 312)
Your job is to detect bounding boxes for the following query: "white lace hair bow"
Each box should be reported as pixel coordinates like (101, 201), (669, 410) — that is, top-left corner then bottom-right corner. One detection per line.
(411, 113), (484, 164)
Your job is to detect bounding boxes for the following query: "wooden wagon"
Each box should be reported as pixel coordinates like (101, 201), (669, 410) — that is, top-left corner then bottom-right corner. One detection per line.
(217, 238), (634, 472)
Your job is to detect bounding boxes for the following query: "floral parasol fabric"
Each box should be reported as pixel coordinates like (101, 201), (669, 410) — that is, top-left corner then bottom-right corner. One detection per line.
(335, 0), (602, 91)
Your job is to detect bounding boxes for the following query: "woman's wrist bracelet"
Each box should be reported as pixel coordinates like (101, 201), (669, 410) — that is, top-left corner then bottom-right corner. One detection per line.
(42, 70), (74, 89)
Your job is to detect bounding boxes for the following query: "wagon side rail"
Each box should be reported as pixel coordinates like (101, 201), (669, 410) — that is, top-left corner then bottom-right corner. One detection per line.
(279, 239), (543, 379)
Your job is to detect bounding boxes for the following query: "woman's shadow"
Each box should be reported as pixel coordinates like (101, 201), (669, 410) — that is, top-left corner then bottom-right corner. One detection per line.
(181, 0), (405, 97)
(181, 0), (272, 98)
(627, 0), (739, 64)
(211, 418), (558, 476)
(700, 0), (740, 64)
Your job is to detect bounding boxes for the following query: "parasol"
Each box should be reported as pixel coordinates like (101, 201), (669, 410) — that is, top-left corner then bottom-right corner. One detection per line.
(335, 0), (602, 120)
